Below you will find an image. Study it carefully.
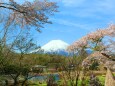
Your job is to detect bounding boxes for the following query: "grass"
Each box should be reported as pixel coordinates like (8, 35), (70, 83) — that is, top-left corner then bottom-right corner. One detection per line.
(97, 75), (105, 86)
(27, 81), (47, 86)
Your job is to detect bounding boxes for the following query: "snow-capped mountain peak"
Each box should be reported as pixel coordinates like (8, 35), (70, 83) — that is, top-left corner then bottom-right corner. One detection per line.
(42, 40), (69, 52)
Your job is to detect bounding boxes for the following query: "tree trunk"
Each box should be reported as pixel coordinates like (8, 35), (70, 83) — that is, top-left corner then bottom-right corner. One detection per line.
(105, 68), (115, 86)
(21, 79), (27, 86)
(13, 78), (18, 86)
(75, 73), (79, 86)
(13, 74), (20, 86)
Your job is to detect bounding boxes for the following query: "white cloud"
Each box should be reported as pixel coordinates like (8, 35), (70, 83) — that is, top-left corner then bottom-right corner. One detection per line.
(51, 18), (92, 30)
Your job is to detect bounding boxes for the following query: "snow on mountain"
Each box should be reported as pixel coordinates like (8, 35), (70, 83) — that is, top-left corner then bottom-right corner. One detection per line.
(42, 40), (69, 52)
(32, 40), (69, 54)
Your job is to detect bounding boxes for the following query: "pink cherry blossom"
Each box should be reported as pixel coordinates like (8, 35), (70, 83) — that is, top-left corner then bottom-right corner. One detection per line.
(67, 25), (115, 52)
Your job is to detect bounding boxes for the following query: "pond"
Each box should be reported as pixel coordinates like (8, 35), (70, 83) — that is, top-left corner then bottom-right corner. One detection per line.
(29, 73), (60, 82)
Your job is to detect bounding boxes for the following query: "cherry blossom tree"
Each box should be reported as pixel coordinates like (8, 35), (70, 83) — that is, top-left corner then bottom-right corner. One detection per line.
(67, 25), (115, 86)
(67, 24), (115, 53)
(0, 0), (58, 31)
(67, 24), (115, 70)
(0, 0), (58, 54)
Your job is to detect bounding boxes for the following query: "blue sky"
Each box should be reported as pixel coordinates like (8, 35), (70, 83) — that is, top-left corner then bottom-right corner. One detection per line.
(33, 0), (115, 46)
(4, 0), (115, 46)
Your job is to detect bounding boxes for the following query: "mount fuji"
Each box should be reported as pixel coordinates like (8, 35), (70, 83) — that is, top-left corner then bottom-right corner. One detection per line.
(32, 40), (69, 55)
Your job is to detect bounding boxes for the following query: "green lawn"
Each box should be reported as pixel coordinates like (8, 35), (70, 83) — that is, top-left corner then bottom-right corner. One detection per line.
(28, 75), (105, 86)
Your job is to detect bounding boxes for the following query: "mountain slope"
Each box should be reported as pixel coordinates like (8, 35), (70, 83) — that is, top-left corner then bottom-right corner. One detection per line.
(32, 40), (69, 55)
(42, 40), (69, 52)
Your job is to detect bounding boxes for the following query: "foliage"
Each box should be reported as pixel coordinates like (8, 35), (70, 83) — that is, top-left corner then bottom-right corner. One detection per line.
(89, 73), (103, 86)
(60, 53), (88, 86)
(0, 64), (30, 75)
(97, 75), (105, 86)
(89, 59), (99, 70)
(46, 74), (57, 86)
